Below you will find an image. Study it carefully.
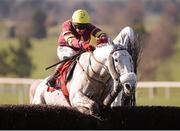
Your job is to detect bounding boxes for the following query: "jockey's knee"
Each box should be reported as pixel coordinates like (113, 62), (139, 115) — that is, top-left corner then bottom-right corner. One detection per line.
(57, 46), (76, 60)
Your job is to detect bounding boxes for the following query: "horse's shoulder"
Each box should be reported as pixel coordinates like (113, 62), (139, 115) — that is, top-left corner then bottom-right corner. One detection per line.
(79, 52), (91, 61)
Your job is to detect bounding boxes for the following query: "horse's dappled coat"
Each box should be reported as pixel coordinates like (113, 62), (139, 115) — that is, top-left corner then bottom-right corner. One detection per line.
(30, 26), (138, 115)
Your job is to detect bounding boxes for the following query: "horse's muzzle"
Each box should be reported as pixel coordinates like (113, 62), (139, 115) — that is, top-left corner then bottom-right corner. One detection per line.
(123, 83), (136, 96)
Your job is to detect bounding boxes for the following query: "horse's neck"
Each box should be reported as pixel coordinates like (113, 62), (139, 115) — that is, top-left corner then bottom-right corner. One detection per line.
(93, 44), (114, 62)
(77, 44), (114, 83)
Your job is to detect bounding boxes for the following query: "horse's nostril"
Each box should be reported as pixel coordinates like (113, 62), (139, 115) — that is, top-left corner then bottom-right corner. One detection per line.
(125, 83), (131, 90)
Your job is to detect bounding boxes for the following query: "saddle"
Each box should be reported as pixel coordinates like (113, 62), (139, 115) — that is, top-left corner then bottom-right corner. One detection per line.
(47, 50), (86, 102)
(57, 59), (77, 86)
(47, 57), (79, 102)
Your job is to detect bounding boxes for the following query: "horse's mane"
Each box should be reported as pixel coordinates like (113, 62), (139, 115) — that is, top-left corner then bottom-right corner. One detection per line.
(126, 35), (142, 74)
(94, 35), (142, 74)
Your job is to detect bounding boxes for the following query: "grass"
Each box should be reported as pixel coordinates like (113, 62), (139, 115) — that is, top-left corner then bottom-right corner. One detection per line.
(0, 85), (29, 104)
(0, 38), (19, 49)
(30, 37), (58, 78)
(136, 88), (180, 107)
(0, 37), (58, 79)
(0, 86), (180, 107)
(0, 93), (29, 104)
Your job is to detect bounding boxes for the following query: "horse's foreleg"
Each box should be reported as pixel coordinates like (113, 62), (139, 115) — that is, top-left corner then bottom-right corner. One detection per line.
(71, 91), (99, 115)
(113, 26), (135, 48)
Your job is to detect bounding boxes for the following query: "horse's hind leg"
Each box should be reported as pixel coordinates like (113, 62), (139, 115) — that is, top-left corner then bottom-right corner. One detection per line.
(30, 80), (46, 104)
(44, 90), (70, 107)
(29, 80), (41, 104)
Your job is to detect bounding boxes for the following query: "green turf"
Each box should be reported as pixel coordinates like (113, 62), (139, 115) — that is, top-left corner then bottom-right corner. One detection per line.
(0, 86), (180, 106)
(30, 37), (58, 78)
(0, 85), (29, 104)
(136, 88), (180, 107)
(0, 37), (58, 79)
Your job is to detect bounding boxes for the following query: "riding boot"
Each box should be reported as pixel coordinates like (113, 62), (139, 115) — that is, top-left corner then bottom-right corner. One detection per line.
(46, 71), (60, 87)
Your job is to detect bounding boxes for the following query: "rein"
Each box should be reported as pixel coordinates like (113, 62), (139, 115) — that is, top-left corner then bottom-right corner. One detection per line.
(76, 59), (106, 85)
(45, 50), (86, 70)
(110, 46), (127, 54)
(90, 52), (104, 65)
(75, 47), (127, 86)
(103, 46), (129, 106)
(76, 51), (109, 85)
(89, 52), (109, 80)
(76, 46), (133, 106)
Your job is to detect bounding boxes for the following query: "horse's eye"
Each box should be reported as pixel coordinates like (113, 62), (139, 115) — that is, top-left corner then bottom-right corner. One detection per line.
(115, 59), (118, 62)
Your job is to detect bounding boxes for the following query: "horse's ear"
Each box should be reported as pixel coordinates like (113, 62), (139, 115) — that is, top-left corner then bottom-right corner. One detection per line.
(108, 37), (113, 45)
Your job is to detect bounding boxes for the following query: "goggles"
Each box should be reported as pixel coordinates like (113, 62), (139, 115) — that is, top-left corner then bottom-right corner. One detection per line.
(73, 23), (89, 30)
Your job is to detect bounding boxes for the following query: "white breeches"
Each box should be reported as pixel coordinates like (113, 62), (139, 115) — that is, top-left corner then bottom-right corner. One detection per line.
(57, 46), (77, 61)
(113, 26), (135, 49)
(56, 46), (77, 70)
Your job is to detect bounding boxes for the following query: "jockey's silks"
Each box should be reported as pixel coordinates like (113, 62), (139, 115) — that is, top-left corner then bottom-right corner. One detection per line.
(58, 20), (106, 48)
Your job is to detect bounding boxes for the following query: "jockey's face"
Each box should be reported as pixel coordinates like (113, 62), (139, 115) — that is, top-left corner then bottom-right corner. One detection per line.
(73, 23), (89, 35)
(76, 28), (85, 35)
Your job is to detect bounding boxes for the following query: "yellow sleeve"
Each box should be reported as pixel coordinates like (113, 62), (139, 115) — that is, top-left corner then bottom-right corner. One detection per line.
(89, 35), (97, 47)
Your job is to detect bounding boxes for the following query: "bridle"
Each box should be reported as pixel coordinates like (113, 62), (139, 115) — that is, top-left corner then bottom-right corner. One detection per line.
(76, 45), (128, 86)
(76, 53), (107, 85)
(108, 46), (128, 80)
(76, 45), (136, 106)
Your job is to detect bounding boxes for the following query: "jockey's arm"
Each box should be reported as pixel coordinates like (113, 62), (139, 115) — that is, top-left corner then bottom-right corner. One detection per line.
(96, 33), (109, 45)
(91, 27), (108, 45)
(59, 20), (86, 48)
(64, 32), (94, 51)
(64, 31), (85, 48)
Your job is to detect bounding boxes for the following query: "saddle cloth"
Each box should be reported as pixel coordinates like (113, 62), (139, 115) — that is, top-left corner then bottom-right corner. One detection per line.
(47, 59), (77, 102)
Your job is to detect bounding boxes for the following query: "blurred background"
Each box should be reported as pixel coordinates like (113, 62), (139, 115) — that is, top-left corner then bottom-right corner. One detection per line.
(0, 0), (180, 106)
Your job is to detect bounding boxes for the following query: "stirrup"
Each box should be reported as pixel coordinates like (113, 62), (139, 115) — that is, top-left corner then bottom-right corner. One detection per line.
(46, 80), (55, 88)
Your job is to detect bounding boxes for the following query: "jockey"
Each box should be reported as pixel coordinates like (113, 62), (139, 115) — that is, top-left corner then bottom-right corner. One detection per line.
(46, 9), (108, 87)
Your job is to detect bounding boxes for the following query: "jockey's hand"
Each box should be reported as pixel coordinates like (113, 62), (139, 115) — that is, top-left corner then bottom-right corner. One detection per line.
(96, 36), (108, 45)
(82, 43), (95, 51)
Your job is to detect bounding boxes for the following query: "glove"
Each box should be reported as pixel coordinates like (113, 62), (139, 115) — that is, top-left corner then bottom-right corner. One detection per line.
(82, 43), (95, 51)
(96, 36), (108, 45)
